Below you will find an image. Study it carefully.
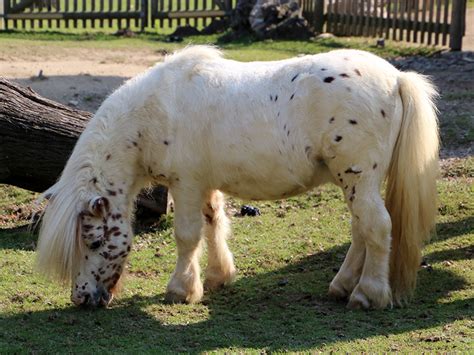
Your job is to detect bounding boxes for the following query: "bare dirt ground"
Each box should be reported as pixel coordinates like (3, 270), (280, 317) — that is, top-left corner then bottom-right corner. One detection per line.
(1, 44), (164, 112)
(1, 42), (472, 163)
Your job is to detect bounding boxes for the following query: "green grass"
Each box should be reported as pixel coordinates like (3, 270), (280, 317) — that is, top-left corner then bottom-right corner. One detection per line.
(0, 30), (439, 60)
(0, 177), (472, 352)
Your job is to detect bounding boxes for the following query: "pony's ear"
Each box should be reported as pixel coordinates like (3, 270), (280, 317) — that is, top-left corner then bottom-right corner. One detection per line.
(87, 196), (110, 217)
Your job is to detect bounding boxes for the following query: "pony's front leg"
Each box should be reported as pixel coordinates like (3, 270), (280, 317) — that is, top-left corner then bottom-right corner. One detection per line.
(346, 185), (392, 309)
(202, 190), (236, 291)
(328, 220), (365, 299)
(165, 189), (204, 304)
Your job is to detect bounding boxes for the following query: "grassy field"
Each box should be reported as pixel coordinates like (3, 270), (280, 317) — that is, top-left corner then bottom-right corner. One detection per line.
(0, 36), (473, 353)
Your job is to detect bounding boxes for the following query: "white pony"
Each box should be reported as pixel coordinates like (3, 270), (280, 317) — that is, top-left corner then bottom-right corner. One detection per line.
(36, 46), (439, 309)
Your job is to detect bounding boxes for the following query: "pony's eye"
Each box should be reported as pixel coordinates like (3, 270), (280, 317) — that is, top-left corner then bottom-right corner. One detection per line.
(90, 241), (101, 250)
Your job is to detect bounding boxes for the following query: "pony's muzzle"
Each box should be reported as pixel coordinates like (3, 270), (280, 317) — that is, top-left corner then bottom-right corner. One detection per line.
(71, 287), (112, 308)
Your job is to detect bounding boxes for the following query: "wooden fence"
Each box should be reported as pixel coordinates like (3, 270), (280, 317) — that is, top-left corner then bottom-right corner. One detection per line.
(0, 0), (235, 31)
(302, 0), (466, 49)
(0, 0), (467, 49)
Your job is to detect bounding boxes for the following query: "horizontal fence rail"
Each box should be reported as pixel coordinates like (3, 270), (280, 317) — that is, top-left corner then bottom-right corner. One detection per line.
(1, 0), (235, 30)
(0, 0), (466, 49)
(302, 0), (466, 49)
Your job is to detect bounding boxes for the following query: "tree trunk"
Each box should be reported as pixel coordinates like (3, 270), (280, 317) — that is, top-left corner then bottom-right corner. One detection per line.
(0, 77), (168, 216)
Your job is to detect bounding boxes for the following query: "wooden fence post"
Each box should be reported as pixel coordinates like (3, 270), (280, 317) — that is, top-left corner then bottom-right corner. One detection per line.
(2, 0), (10, 30)
(140, 0), (148, 31)
(449, 0), (465, 51)
(314, 0), (325, 33)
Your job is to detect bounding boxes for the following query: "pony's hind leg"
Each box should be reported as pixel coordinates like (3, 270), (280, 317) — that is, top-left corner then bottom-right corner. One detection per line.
(202, 190), (236, 291)
(328, 221), (366, 300)
(346, 181), (393, 309)
(165, 187), (204, 304)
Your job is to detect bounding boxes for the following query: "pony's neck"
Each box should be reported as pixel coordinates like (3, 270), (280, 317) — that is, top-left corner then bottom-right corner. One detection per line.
(70, 105), (150, 216)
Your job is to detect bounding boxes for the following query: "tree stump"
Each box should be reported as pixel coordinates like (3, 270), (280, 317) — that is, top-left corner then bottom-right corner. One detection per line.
(0, 77), (168, 217)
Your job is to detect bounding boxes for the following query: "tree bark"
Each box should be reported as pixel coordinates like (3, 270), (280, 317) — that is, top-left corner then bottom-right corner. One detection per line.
(0, 77), (168, 216)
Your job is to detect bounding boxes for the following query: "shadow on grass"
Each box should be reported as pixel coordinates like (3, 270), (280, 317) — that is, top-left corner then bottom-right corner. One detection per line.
(0, 231), (471, 352)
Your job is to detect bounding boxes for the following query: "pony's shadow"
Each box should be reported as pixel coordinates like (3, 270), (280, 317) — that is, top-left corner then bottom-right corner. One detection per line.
(0, 235), (471, 352)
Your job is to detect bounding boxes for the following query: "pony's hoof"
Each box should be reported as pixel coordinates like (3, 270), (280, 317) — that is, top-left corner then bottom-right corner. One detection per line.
(204, 267), (237, 291)
(347, 283), (392, 310)
(328, 280), (349, 300)
(164, 291), (187, 304)
(347, 291), (370, 309)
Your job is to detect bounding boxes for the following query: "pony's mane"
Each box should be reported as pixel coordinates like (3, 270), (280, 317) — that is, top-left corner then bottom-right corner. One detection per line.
(36, 138), (99, 283)
(164, 45), (223, 66)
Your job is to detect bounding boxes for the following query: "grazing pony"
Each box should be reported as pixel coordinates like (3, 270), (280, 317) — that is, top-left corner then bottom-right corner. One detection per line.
(36, 46), (439, 309)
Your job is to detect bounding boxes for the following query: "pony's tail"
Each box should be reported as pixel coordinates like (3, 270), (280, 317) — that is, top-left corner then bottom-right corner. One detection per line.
(386, 72), (439, 305)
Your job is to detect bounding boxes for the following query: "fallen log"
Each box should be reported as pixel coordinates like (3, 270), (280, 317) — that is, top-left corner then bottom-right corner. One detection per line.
(0, 77), (168, 217)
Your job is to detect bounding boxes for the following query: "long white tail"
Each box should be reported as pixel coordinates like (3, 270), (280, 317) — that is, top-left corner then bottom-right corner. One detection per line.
(386, 72), (439, 305)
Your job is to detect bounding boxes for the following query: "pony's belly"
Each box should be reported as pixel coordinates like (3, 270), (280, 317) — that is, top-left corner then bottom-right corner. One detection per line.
(218, 164), (332, 201)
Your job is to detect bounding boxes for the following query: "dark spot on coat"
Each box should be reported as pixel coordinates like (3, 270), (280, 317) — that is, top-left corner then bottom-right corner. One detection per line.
(339, 73), (350, 78)
(205, 214), (213, 225)
(335, 135), (343, 142)
(132, 142), (138, 147)
(373, 163), (378, 169)
(101, 251), (109, 259)
(270, 95), (273, 101)
(354, 69), (362, 76)
(321, 68), (327, 71)
(95, 275), (101, 282)
(324, 77), (335, 83)
(287, 130), (290, 137)
(138, 132), (142, 138)
(344, 167), (362, 174)
(344, 185), (348, 190)
(106, 154), (111, 160)
(108, 245), (117, 250)
(352, 186), (356, 195)
(85, 255), (88, 260)
(107, 190), (117, 196)
(127, 246), (131, 252)
(290, 93), (295, 100)
(275, 95), (278, 101)
(381, 109), (386, 118)
(291, 74), (299, 82)
(349, 195), (355, 202)
(118, 188), (123, 194)
(339, 178), (343, 183)
(349, 119), (357, 125)
(329, 117), (335, 123)
(163, 140), (169, 145)
(91, 177), (98, 184)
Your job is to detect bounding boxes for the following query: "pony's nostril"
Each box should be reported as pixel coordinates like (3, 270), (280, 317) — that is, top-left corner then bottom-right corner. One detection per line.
(83, 293), (91, 305)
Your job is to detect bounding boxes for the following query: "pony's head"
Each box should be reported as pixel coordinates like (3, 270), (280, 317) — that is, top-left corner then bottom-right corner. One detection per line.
(37, 181), (133, 307)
